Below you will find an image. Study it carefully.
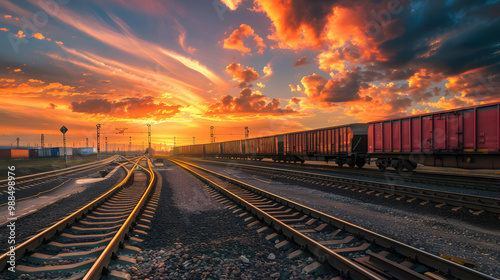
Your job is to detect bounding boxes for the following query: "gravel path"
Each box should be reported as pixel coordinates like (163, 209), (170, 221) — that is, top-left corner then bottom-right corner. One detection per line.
(126, 161), (339, 280)
(0, 163), (127, 254)
(180, 158), (500, 279)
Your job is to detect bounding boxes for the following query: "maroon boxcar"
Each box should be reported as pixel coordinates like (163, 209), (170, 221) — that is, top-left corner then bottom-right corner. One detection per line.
(221, 140), (243, 157)
(369, 102), (500, 170)
(204, 143), (222, 156)
(284, 124), (368, 167)
(29, 149), (39, 158)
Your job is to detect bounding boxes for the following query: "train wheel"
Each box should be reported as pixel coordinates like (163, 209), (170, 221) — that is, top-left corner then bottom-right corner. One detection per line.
(376, 162), (386, 171)
(356, 158), (366, 169)
(394, 161), (404, 173)
(403, 160), (417, 172)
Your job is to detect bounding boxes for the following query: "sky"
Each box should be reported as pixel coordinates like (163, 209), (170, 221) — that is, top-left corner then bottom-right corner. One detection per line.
(0, 0), (499, 151)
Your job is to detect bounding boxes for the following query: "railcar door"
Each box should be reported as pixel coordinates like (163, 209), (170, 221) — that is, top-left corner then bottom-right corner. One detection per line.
(447, 113), (461, 150)
(433, 114), (446, 151)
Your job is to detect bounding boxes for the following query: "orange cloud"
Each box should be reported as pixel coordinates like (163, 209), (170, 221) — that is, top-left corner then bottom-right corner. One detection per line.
(205, 88), (299, 118)
(0, 78), (77, 97)
(0, 27), (8, 32)
(225, 62), (260, 87)
(221, 0), (242, 10)
(55, 40), (63, 45)
(425, 96), (474, 110)
(408, 69), (444, 94)
(14, 30), (25, 38)
(70, 96), (183, 121)
(13, 68), (22, 72)
(4, 15), (11, 19)
(32, 32), (45, 40)
(223, 24), (266, 55)
(289, 84), (302, 92)
(256, 82), (265, 88)
(262, 63), (273, 79)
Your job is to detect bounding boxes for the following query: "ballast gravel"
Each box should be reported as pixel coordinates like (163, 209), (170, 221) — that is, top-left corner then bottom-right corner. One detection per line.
(128, 161), (339, 280)
(0, 163), (127, 254)
(181, 158), (500, 279)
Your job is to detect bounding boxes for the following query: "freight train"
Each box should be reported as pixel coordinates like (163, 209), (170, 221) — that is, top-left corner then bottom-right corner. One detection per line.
(173, 102), (500, 171)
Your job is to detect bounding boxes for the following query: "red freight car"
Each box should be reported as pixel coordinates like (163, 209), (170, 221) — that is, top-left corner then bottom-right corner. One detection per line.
(369, 102), (500, 170)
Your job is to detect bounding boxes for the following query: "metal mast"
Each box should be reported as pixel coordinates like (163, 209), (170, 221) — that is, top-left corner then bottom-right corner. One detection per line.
(147, 124), (151, 149)
(96, 124), (101, 160)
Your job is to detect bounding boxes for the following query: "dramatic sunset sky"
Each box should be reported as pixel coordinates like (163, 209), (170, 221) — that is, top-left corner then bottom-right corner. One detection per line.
(0, 0), (499, 150)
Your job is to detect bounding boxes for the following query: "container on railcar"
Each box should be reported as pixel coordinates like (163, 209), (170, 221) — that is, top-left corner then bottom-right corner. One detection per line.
(368, 102), (500, 170)
(0, 149), (30, 160)
(74, 147), (97, 155)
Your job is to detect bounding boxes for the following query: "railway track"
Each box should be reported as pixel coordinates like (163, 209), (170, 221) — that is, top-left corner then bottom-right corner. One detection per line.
(182, 158), (500, 217)
(188, 158), (500, 192)
(170, 158), (497, 280)
(0, 157), (157, 280)
(0, 155), (122, 192)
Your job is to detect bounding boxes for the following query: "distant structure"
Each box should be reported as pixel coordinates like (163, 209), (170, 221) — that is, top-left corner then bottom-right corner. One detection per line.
(210, 126), (214, 143)
(245, 127), (249, 139)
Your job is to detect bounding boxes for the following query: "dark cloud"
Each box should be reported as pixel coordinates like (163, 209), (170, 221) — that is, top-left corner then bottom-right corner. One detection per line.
(205, 87), (299, 117)
(225, 63), (260, 88)
(71, 96), (182, 120)
(294, 56), (310, 67)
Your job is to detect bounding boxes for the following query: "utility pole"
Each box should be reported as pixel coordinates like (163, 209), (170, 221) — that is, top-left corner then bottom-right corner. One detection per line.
(174, 137), (176, 147)
(210, 126), (214, 143)
(147, 124), (151, 149)
(16, 137), (20, 149)
(193, 137), (195, 144)
(129, 136), (132, 152)
(86, 138), (89, 147)
(41, 134), (45, 149)
(96, 124), (101, 160)
(105, 137), (108, 153)
(245, 126), (249, 139)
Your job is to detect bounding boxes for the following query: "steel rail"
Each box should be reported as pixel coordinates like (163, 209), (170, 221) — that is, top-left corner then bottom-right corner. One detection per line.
(170, 158), (498, 280)
(169, 158), (384, 280)
(0, 155), (120, 191)
(189, 159), (500, 215)
(182, 157), (500, 192)
(0, 157), (139, 271)
(83, 158), (157, 280)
